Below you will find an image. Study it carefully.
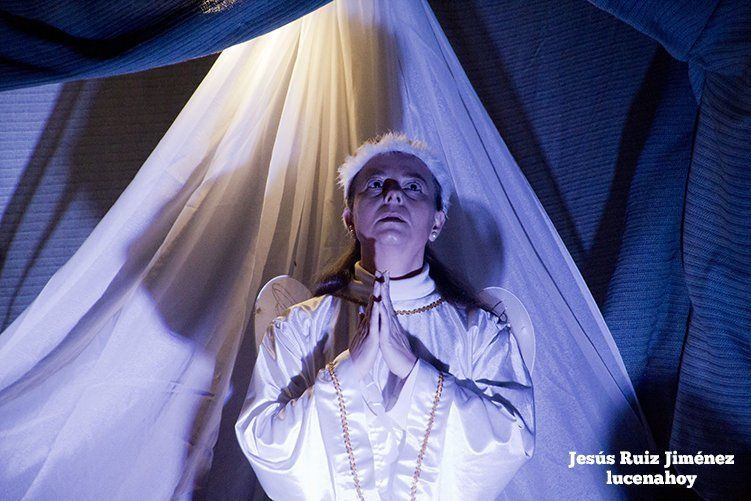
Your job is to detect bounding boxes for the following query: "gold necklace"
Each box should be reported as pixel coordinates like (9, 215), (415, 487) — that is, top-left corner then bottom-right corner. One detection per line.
(334, 293), (446, 315)
(326, 362), (444, 500)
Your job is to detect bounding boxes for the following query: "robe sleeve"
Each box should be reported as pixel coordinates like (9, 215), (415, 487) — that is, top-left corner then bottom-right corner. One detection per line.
(390, 308), (535, 499)
(235, 312), (375, 500)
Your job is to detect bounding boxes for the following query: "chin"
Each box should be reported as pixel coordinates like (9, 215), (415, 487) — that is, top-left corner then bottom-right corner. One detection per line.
(372, 229), (410, 246)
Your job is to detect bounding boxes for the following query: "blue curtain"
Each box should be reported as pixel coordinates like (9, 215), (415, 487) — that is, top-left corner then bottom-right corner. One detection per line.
(0, 0), (330, 90)
(587, 1), (750, 497)
(430, 1), (749, 497)
(431, 0), (694, 450)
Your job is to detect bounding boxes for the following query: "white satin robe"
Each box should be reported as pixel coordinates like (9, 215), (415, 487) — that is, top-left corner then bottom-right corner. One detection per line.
(236, 262), (534, 500)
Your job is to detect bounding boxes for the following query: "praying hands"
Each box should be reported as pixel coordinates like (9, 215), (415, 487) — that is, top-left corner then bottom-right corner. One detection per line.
(349, 270), (418, 380)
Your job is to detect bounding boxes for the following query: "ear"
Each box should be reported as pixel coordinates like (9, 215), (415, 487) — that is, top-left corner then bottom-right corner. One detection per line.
(342, 206), (353, 229)
(432, 210), (446, 236)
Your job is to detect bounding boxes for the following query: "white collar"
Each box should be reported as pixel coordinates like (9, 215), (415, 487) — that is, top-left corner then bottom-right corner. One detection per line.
(350, 260), (436, 302)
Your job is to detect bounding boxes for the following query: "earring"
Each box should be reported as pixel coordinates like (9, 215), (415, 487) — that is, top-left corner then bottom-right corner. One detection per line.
(348, 226), (356, 238)
(430, 230), (438, 241)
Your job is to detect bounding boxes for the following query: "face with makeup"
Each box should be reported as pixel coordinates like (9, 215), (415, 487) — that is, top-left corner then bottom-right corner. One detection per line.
(342, 152), (446, 259)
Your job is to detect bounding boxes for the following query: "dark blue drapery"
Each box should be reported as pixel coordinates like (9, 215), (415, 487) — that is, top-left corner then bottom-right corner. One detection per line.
(431, 1), (750, 497)
(0, 0), (329, 90)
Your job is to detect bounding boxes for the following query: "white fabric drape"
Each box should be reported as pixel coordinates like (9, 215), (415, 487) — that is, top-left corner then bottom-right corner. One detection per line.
(0, 0), (653, 499)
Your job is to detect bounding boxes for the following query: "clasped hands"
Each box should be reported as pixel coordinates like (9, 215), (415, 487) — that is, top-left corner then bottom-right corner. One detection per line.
(349, 271), (417, 381)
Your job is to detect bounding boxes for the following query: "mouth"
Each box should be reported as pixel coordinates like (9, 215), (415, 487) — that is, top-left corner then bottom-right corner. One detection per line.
(378, 215), (406, 223)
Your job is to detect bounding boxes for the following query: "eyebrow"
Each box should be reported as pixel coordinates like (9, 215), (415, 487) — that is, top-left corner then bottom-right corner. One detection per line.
(365, 169), (428, 183)
(404, 172), (428, 183)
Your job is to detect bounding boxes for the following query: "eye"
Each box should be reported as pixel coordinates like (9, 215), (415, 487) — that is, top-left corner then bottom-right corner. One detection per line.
(405, 182), (422, 191)
(368, 179), (384, 190)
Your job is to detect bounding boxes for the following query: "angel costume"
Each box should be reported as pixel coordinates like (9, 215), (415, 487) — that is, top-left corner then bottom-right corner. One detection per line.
(236, 261), (534, 500)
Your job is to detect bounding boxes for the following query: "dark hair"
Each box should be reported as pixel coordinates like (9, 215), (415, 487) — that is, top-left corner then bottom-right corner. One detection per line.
(313, 239), (483, 311)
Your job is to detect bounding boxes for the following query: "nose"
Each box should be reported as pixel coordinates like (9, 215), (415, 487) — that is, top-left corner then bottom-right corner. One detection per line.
(382, 179), (403, 204)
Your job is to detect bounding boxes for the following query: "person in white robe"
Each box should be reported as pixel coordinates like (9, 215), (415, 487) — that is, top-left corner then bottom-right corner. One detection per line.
(236, 132), (534, 500)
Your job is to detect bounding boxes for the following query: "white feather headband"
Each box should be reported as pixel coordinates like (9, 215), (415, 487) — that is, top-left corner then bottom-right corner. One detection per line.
(337, 131), (453, 212)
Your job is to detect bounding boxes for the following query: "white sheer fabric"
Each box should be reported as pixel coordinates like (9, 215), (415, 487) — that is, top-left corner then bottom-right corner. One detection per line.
(0, 0), (652, 499)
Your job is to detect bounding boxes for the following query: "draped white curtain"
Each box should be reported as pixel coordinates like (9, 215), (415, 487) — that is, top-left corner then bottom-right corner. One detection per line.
(0, 0), (652, 499)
